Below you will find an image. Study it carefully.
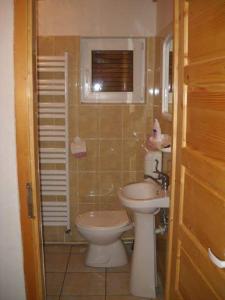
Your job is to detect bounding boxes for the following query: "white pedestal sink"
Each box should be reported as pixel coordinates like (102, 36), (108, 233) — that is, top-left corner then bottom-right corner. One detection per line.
(118, 180), (169, 298)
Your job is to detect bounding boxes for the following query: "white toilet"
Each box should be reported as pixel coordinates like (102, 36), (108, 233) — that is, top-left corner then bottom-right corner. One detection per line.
(75, 210), (133, 268)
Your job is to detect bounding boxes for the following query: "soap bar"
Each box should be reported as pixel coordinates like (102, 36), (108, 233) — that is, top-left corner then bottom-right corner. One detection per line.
(71, 136), (87, 158)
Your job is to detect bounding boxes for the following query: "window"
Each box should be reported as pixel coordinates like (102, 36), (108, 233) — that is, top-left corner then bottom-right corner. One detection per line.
(92, 50), (133, 93)
(80, 38), (145, 103)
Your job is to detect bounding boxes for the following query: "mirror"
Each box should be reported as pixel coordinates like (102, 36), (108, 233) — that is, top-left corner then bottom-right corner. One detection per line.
(162, 35), (173, 120)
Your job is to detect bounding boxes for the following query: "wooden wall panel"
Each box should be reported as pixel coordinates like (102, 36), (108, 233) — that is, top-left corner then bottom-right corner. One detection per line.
(182, 148), (225, 195)
(184, 60), (225, 88)
(166, 1), (225, 299)
(186, 106), (225, 160)
(188, 0), (225, 63)
(182, 172), (225, 257)
(187, 91), (225, 111)
(180, 226), (225, 299)
(178, 248), (218, 300)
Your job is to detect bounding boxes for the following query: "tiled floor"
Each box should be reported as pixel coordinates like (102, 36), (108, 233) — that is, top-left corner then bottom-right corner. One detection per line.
(44, 244), (162, 300)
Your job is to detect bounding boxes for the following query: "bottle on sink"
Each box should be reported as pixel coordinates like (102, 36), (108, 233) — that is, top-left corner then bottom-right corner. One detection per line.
(146, 119), (162, 150)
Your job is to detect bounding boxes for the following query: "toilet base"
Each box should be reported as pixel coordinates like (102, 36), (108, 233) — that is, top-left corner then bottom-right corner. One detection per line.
(85, 240), (128, 268)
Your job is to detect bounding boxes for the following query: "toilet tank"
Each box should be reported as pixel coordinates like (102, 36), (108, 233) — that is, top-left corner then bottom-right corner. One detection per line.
(144, 151), (162, 179)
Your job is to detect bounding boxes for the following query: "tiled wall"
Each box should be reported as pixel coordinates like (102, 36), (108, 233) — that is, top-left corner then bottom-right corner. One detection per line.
(38, 36), (155, 243)
(153, 24), (173, 285)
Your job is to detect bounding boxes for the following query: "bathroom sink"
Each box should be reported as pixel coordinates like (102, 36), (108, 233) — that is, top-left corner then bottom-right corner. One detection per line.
(118, 180), (169, 214)
(118, 179), (170, 298)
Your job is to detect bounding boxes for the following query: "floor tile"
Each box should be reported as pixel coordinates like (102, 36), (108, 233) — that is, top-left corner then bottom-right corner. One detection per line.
(44, 244), (71, 254)
(106, 272), (130, 295)
(62, 272), (105, 296)
(47, 296), (60, 300)
(44, 244), (163, 300)
(45, 273), (65, 296)
(60, 296), (105, 300)
(106, 297), (156, 300)
(67, 254), (105, 273)
(45, 253), (70, 272)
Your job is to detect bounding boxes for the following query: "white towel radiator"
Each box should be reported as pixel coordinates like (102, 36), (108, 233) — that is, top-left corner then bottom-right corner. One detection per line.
(37, 53), (70, 231)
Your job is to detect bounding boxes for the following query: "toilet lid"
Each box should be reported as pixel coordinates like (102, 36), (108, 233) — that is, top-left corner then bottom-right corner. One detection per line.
(76, 210), (130, 230)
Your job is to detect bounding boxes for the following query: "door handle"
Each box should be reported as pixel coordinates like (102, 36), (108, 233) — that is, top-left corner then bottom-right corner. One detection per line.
(208, 248), (225, 269)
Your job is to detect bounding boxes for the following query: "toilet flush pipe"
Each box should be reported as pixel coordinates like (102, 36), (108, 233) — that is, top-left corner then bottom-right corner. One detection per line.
(119, 220), (166, 235)
(155, 208), (168, 235)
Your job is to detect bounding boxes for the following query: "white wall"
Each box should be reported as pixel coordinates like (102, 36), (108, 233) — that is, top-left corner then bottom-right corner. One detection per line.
(38, 0), (157, 36)
(156, 0), (173, 34)
(0, 1), (26, 299)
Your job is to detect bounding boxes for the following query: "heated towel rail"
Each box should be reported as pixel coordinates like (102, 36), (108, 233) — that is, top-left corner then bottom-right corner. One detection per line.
(37, 53), (70, 231)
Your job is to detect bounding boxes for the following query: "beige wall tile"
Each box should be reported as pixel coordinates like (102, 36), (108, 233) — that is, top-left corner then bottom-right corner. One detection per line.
(69, 153), (78, 171)
(71, 245), (87, 254)
(65, 226), (85, 242)
(123, 139), (144, 171)
(38, 36), (55, 55)
(123, 106), (146, 139)
(54, 36), (78, 56)
(145, 106), (153, 134)
(43, 227), (65, 243)
(122, 228), (134, 239)
(162, 152), (172, 175)
(44, 245), (71, 254)
(78, 140), (98, 171)
(99, 196), (123, 211)
(68, 105), (78, 137)
(38, 36), (155, 243)
(78, 172), (98, 202)
(78, 106), (99, 138)
(69, 172), (78, 196)
(122, 172), (138, 185)
(98, 172), (122, 197)
(99, 140), (122, 171)
(99, 106), (123, 138)
(123, 170), (144, 185)
(78, 203), (100, 214)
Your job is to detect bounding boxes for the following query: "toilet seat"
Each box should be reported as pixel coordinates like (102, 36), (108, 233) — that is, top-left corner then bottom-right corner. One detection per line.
(76, 210), (130, 230)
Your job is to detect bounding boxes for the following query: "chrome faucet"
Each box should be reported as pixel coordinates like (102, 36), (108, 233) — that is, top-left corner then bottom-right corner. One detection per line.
(144, 159), (169, 191)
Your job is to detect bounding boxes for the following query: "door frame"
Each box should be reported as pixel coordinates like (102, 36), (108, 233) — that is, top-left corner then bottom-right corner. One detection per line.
(14, 0), (45, 299)
(165, 0), (182, 298)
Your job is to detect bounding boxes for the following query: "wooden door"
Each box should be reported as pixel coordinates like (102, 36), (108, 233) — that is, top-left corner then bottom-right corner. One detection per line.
(166, 1), (225, 299)
(15, 0), (45, 299)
